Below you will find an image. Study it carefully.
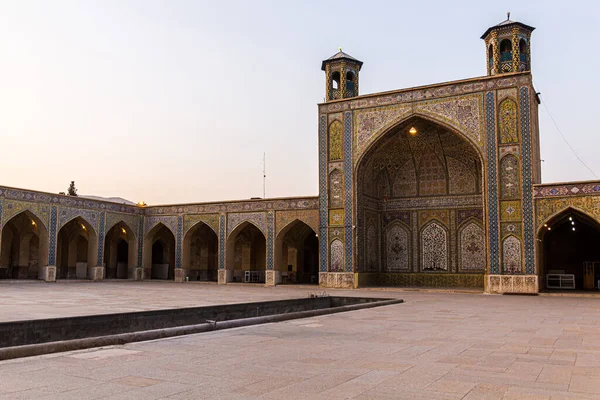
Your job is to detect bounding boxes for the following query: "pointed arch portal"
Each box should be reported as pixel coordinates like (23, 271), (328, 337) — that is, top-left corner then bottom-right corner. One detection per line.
(143, 223), (176, 280)
(274, 220), (318, 284)
(355, 116), (485, 285)
(538, 208), (600, 291)
(0, 211), (49, 279)
(56, 217), (98, 279)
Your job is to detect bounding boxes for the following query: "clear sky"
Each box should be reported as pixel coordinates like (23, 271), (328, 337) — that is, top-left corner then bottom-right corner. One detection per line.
(1, 1), (598, 204)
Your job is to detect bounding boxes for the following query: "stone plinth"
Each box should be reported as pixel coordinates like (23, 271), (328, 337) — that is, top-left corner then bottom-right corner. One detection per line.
(88, 267), (104, 281)
(218, 269), (232, 284)
(37, 266), (56, 282)
(174, 268), (185, 283)
(319, 272), (355, 289)
(129, 268), (143, 280)
(265, 270), (281, 286)
(487, 275), (538, 294)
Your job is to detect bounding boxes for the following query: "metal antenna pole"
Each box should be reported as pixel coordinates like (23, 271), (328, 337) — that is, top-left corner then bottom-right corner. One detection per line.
(263, 152), (266, 198)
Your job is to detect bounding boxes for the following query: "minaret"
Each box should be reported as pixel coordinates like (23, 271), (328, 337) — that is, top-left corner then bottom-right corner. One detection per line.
(321, 48), (363, 101)
(481, 13), (535, 75)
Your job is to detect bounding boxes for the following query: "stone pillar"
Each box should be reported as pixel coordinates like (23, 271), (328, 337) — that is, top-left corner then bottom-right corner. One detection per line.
(88, 266), (104, 281)
(218, 214), (227, 284)
(218, 269), (232, 284)
(265, 270), (281, 286)
(174, 268), (185, 283)
(174, 216), (183, 282)
(38, 265), (56, 282)
(130, 267), (144, 280)
(265, 211), (275, 285)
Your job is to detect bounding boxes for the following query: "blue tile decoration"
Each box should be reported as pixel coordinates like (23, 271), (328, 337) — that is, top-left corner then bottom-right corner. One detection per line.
(318, 115), (328, 272)
(137, 217), (144, 268)
(520, 86), (535, 274)
(343, 111), (353, 272)
(219, 214), (226, 270)
(176, 216), (183, 269)
(48, 206), (58, 266)
(267, 211), (274, 270)
(58, 207), (99, 233)
(97, 212), (105, 266)
(486, 91), (500, 274)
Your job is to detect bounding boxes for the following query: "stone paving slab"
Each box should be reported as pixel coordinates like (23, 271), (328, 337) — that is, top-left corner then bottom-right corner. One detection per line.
(2, 284), (600, 398)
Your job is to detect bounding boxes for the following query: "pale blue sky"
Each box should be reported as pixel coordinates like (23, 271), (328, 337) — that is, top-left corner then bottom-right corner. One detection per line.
(1, 1), (598, 204)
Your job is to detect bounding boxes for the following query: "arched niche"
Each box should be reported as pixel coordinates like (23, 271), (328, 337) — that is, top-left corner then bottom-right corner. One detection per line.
(104, 221), (137, 279)
(274, 219), (318, 284)
(537, 208), (600, 291)
(56, 216), (98, 279)
(182, 221), (218, 282)
(0, 211), (49, 279)
(143, 222), (175, 280)
(226, 221), (266, 283)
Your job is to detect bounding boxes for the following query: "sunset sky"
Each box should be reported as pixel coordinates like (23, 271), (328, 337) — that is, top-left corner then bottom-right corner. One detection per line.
(1, 0), (598, 204)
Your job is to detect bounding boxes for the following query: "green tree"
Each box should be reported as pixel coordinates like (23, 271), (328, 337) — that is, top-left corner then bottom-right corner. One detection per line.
(67, 181), (78, 196)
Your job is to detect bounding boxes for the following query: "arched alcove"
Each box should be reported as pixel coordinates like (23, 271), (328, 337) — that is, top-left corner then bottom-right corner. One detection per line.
(182, 222), (218, 282)
(538, 208), (600, 290)
(0, 211), (49, 279)
(143, 223), (175, 280)
(274, 220), (318, 284)
(104, 221), (136, 279)
(226, 222), (266, 283)
(355, 116), (484, 285)
(56, 217), (98, 279)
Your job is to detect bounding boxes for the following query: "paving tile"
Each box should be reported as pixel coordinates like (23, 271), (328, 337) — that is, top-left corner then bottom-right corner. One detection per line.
(1, 284), (600, 400)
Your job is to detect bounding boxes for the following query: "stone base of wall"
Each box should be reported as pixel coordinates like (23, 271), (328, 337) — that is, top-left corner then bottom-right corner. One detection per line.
(88, 267), (104, 281)
(265, 270), (282, 286)
(174, 269), (185, 283)
(130, 268), (143, 280)
(218, 269), (233, 285)
(37, 266), (56, 282)
(355, 273), (485, 289)
(319, 272), (355, 289)
(487, 275), (539, 294)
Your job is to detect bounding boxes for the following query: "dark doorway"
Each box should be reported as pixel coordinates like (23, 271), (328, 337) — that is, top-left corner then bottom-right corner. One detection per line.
(541, 209), (600, 290)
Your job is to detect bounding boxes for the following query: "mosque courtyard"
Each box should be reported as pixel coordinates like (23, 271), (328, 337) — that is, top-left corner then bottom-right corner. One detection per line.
(0, 283), (599, 399)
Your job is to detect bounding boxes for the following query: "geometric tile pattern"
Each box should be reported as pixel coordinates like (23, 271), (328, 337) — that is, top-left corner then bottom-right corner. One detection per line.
(267, 212), (274, 270)
(535, 183), (600, 198)
(319, 115), (328, 272)
(137, 217), (144, 268)
(421, 221), (448, 271)
(97, 212), (106, 266)
(105, 212), (140, 238)
(343, 111), (353, 272)
(176, 216), (183, 269)
(58, 207), (99, 232)
(1, 200), (50, 230)
(48, 206), (58, 266)
(321, 74), (529, 114)
(227, 212), (267, 237)
(486, 91), (500, 274)
(183, 214), (219, 236)
(144, 216), (178, 236)
(329, 120), (343, 161)
(519, 86), (535, 274)
(275, 210), (319, 236)
(219, 214), (226, 270)
(499, 98), (518, 144)
(502, 235), (522, 274)
(458, 221), (486, 271)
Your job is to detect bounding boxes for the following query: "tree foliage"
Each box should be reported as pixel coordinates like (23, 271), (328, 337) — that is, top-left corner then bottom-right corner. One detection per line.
(67, 181), (78, 196)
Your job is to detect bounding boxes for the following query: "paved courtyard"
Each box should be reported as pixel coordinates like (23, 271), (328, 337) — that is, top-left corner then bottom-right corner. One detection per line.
(2, 283), (600, 399)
